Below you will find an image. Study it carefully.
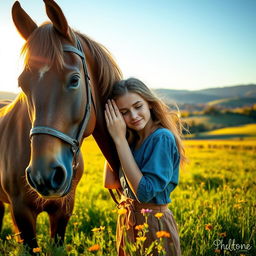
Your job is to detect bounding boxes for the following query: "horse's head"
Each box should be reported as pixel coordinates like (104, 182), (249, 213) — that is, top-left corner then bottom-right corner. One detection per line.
(12, 0), (96, 198)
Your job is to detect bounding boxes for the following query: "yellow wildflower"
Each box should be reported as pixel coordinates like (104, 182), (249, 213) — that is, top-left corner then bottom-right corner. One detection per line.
(73, 222), (79, 226)
(88, 244), (100, 252)
(91, 227), (101, 232)
(32, 247), (41, 253)
(136, 236), (147, 242)
(156, 231), (171, 238)
(205, 224), (213, 231)
(118, 208), (127, 215)
(6, 235), (12, 240)
(155, 212), (164, 219)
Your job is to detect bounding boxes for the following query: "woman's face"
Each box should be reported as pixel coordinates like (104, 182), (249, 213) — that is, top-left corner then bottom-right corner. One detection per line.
(115, 92), (152, 132)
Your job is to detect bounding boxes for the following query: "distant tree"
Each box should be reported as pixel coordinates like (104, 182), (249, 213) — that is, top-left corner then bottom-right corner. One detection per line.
(240, 105), (256, 118)
(184, 120), (209, 134)
(203, 106), (220, 115)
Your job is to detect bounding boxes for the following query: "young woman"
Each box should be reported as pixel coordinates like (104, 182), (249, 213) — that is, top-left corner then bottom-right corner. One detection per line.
(104, 78), (185, 256)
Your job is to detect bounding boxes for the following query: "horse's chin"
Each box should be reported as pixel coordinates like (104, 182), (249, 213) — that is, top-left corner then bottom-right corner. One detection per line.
(37, 182), (72, 199)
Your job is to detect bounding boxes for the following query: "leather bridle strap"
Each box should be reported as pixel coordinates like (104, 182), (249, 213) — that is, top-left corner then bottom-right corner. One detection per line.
(30, 126), (79, 153)
(62, 39), (92, 144)
(30, 37), (94, 168)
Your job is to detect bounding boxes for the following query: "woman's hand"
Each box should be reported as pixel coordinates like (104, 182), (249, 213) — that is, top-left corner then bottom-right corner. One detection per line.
(105, 99), (127, 144)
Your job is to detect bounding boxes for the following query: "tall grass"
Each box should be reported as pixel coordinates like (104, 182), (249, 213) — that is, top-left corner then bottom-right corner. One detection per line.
(0, 137), (255, 255)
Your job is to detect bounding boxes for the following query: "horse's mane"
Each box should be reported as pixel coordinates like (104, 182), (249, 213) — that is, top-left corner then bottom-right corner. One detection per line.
(0, 93), (26, 117)
(21, 22), (122, 100)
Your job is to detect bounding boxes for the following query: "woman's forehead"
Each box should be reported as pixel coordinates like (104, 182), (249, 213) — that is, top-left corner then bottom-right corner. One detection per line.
(115, 92), (146, 108)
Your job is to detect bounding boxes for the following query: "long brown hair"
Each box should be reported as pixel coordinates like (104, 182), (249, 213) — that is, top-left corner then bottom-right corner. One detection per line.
(110, 78), (186, 164)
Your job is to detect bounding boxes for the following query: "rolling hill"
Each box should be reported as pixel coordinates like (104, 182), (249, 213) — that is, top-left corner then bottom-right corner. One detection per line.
(1, 84), (255, 107)
(154, 84), (256, 108)
(188, 123), (256, 140)
(0, 91), (17, 100)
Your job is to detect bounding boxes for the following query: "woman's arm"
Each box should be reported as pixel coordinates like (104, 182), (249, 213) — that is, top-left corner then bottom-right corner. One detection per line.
(105, 100), (142, 196)
(103, 161), (121, 189)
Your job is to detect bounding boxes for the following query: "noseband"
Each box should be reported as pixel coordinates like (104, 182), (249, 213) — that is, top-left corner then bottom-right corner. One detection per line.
(30, 37), (95, 169)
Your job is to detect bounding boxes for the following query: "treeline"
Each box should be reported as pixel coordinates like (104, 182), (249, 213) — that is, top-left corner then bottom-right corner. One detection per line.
(181, 104), (256, 118)
(180, 104), (256, 134)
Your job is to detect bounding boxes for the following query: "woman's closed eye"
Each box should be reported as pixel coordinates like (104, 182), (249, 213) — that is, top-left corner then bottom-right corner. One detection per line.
(120, 110), (128, 115)
(135, 105), (142, 109)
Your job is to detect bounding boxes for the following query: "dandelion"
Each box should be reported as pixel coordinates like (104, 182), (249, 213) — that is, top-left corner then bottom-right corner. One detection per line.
(88, 244), (100, 252)
(219, 232), (227, 237)
(136, 236), (147, 242)
(73, 222), (79, 226)
(118, 208), (127, 215)
(156, 231), (171, 238)
(205, 224), (213, 231)
(155, 212), (164, 219)
(141, 208), (152, 214)
(32, 247), (41, 253)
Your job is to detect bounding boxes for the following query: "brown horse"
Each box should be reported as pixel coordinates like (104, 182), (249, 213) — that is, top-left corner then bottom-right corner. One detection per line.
(0, 0), (121, 249)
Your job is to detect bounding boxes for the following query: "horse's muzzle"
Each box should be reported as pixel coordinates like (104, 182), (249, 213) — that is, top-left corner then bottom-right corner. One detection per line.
(26, 164), (70, 197)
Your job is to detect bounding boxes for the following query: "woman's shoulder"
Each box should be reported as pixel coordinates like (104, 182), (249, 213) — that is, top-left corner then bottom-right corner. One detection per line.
(150, 128), (175, 142)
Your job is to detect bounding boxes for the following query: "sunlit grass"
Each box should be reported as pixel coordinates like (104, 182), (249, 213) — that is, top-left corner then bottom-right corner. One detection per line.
(0, 136), (255, 255)
(206, 123), (256, 135)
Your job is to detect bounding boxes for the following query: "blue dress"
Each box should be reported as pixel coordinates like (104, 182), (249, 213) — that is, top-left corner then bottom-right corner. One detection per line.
(119, 128), (180, 204)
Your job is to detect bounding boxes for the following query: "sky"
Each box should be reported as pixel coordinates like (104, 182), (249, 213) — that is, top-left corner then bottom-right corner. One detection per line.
(0, 0), (255, 93)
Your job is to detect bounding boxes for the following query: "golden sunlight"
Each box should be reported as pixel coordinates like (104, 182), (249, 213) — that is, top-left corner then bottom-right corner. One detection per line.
(0, 25), (24, 93)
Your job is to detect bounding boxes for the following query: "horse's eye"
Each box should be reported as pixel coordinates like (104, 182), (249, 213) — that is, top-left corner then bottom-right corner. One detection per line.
(68, 75), (80, 89)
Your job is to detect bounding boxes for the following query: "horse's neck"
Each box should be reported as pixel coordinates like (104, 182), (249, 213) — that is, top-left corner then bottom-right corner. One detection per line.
(0, 93), (31, 133)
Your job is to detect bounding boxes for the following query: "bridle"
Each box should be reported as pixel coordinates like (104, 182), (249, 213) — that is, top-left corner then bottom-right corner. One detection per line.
(30, 37), (95, 169)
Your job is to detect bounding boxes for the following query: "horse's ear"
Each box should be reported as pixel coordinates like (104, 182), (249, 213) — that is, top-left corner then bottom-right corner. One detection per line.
(12, 1), (38, 40)
(43, 0), (73, 42)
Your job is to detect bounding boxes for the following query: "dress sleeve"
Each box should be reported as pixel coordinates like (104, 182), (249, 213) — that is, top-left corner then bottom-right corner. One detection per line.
(136, 134), (178, 203)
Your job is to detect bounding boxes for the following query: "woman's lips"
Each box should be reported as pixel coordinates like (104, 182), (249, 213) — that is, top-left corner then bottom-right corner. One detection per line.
(131, 119), (143, 126)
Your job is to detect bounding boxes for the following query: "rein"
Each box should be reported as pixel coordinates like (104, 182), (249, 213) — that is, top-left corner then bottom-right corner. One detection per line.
(30, 37), (95, 169)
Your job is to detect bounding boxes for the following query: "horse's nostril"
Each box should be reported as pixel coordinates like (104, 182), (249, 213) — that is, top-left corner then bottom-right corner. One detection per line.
(51, 166), (66, 189)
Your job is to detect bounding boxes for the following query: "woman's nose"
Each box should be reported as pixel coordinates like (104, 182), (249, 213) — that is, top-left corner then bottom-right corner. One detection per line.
(130, 110), (138, 119)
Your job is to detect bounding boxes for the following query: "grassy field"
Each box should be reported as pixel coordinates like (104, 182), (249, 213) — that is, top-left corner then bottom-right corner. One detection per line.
(183, 114), (255, 131)
(0, 136), (255, 255)
(188, 123), (256, 140)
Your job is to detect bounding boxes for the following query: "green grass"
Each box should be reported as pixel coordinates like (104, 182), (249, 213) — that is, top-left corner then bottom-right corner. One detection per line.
(0, 137), (255, 255)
